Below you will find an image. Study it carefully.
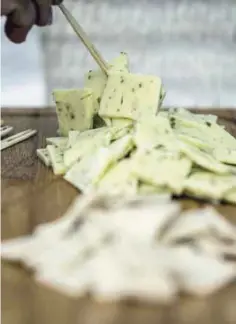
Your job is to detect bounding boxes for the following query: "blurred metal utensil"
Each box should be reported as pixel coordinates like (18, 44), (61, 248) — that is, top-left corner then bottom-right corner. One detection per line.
(58, 4), (108, 75)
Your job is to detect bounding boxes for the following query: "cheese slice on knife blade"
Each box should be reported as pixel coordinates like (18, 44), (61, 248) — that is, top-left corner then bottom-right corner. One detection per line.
(53, 88), (94, 136)
(99, 72), (162, 120)
(84, 52), (129, 113)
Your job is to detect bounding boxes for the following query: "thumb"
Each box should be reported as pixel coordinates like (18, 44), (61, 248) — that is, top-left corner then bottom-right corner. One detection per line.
(4, 18), (33, 43)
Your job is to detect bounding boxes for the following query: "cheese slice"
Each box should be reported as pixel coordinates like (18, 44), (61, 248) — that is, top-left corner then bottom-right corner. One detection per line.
(97, 159), (138, 195)
(223, 188), (236, 204)
(103, 134), (134, 164)
(134, 115), (175, 150)
(173, 115), (236, 151)
(184, 172), (236, 201)
(168, 108), (218, 128)
(84, 52), (129, 113)
(63, 131), (112, 169)
(37, 148), (51, 167)
(110, 124), (133, 141)
(53, 88), (94, 136)
(47, 145), (67, 175)
(46, 137), (68, 150)
(178, 141), (230, 174)
(99, 72), (162, 120)
(200, 122), (236, 149)
(131, 149), (192, 194)
(63, 124), (133, 169)
(64, 152), (110, 193)
(175, 127), (212, 150)
(109, 52), (129, 72)
(84, 70), (107, 114)
(66, 131), (81, 149)
(65, 134), (135, 193)
(213, 147), (236, 165)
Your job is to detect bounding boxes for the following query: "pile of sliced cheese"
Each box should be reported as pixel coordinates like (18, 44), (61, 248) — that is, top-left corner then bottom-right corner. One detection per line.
(1, 193), (236, 302)
(36, 52), (236, 204)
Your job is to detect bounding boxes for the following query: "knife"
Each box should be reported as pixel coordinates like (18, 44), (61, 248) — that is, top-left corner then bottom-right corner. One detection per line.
(53, 1), (108, 75)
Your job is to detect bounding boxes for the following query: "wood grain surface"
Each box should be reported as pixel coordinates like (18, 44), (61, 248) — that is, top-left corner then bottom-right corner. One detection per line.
(1, 108), (236, 324)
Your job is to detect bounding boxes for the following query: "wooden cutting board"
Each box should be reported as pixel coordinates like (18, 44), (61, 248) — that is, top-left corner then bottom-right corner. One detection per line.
(1, 108), (236, 324)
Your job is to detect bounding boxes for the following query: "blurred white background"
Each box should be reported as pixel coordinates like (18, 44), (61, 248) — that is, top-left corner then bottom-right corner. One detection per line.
(1, 20), (46, 107)
(1, 0), (236, 108)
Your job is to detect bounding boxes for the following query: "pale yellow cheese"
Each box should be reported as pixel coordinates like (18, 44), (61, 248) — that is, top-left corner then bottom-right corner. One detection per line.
(134, 115), (175, 150)
(53, 88), (94, 136)
(131, 149), (192, 194)
(99, 72), (162, 120)
(97, 159), (138, 195)
(36, 148), (51, 167)
(109, 118), (133, 128)
(184, 172), (236, 200)
(63, 128), (112, 168)
(46, 137), (68, 150)
(213, 147), (236, 165)
(66, 131), (81, 149)
(84, 52), (129, 113)
(47, 145), (67, 175)
(178, 141), (230, 175)
(64, 134), (134, 192)
(138, 183), (171, 196)
(223, 188), (236, 204)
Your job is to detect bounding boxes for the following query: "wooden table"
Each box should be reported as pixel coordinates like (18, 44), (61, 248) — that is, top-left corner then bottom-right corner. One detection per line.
(1, 108), (236, 324)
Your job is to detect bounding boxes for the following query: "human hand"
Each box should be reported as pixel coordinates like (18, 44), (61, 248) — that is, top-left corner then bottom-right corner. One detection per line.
(1, 0), (63, 43)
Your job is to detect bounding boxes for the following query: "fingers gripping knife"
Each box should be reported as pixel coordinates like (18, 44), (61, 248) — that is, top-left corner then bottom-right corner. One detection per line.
(53, 0), (109, 75)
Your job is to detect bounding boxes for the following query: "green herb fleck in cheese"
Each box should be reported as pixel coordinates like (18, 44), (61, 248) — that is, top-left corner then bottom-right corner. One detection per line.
(53, 88), (94, 136)
(99, 72), (162, 120)
(47, 145), (67, 175)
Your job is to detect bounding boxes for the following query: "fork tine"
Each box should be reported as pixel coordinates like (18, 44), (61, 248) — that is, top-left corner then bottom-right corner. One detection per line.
(0, 126), (13, 138)
(1, 129), (37, 151)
